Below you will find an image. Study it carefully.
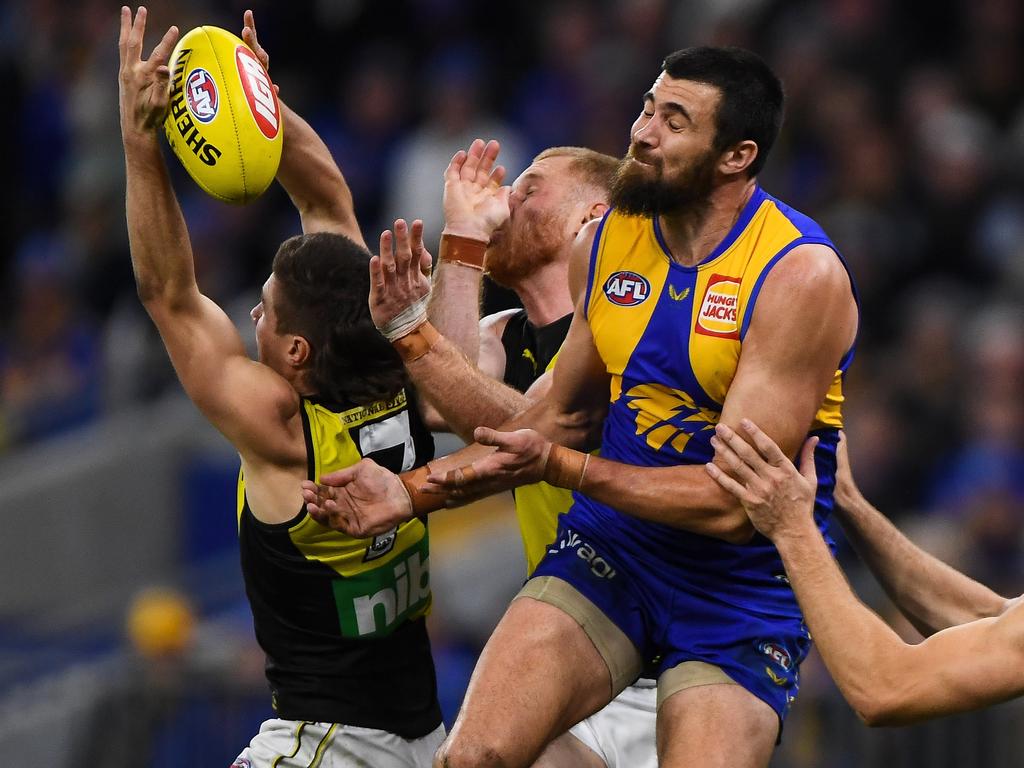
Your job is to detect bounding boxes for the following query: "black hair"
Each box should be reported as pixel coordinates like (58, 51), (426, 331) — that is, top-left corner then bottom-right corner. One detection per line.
(661, 46), (784, 177)
(271, 232), (407, 405)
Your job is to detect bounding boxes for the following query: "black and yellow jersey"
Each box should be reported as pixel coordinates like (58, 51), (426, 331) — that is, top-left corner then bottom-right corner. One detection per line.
(237, 388), (442, 738)
(499, 310), (576, 574)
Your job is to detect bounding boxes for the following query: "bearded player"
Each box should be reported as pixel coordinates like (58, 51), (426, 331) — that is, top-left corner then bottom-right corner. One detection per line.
(305, 47), (858, 767)
(119, 8), (443, 766)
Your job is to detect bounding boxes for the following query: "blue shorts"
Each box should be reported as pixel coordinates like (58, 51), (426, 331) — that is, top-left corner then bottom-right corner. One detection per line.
(531, 514), (812, 724)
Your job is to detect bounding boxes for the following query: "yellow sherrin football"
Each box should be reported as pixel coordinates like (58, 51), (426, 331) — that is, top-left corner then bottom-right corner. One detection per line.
(164, 26), (283, 204)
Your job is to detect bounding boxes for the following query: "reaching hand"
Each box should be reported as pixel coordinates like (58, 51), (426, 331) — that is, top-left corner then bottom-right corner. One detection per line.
(118, 6), (179, 140)
(442, 139), (510, 242)
(301, 459), (414, 538)
(370, 219), (433, 332)
(706, 419), (819, 541)
(424, 427), (551, 505)
(240, 9), (280, 96)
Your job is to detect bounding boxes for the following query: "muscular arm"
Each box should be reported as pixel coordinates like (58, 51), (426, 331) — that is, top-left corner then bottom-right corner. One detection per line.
(833, 438), (1011, 635)
(774, 517), (1024, 725)
(709, 421), (1024, 726)
(407, 314), (535, 441)
(561, 242), (857, 542)
(241, 13), (362, 243)
(276, 101), (362, 243)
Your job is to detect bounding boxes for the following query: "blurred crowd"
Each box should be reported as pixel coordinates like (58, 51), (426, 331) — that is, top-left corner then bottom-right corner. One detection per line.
(2, 0), (1024, 746)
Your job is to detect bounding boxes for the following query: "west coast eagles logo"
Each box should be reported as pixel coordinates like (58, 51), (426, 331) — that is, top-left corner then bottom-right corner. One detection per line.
(624, 383), (718, 453)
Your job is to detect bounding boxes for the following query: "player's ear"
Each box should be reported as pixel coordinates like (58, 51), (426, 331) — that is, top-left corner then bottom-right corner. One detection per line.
(718, 139), (758, 178)
(288, 335), (312, 368)
(586, 202), (609, 222)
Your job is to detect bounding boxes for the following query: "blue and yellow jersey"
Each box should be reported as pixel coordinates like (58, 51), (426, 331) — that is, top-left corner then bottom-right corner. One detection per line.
(236, 389), (441, 737)
(573, 187), (857, 612)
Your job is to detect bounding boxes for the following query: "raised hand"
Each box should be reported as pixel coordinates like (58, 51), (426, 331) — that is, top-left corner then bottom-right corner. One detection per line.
(442, 138), (511, 242)
(705, 419), (819, 540)
(424, 427), (551, 504)
(118, 6), (179, 138)
(301, 459), (414, 538)
(370, 219), (433, 332)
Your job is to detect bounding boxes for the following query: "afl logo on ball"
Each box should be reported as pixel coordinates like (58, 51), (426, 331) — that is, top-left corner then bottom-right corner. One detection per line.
(603, 271), (650, 306)
(185, 68), (218, 123)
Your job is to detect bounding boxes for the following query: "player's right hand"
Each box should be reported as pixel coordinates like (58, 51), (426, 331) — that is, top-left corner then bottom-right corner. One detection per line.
(370, 219), (433, 331)
(441, 138), (510, 242)
(118, 6), (179, 140)
(301, 459), (414, 538)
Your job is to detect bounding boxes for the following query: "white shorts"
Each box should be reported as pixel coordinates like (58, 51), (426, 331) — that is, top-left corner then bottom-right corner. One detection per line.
(233, 718), (446, 768)
(569, 679), (658, 768)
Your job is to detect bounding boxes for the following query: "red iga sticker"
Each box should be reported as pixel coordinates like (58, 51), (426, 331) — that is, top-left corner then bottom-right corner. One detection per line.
(235, 46), (280, 139)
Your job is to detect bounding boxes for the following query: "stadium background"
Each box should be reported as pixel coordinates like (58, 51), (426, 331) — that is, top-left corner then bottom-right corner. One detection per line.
(1, 0), (1024, 764)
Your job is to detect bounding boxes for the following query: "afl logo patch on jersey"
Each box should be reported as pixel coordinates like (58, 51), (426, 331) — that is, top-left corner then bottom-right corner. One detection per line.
(185, 68), (218, 123)
(604, 271), (651, 306)
(695, 274), (740, 338)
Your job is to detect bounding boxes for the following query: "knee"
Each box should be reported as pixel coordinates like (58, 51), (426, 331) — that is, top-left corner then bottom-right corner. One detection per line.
(434, 736), (512, 768)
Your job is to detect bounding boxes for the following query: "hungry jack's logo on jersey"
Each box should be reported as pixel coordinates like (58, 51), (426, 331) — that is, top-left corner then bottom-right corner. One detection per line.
(696, 274), (741, 338)
(603, 271), (650, 306)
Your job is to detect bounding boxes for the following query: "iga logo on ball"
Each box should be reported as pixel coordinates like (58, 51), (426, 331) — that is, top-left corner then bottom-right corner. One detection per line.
(164, 26), (284, 204)
(185, 68), (218, 123)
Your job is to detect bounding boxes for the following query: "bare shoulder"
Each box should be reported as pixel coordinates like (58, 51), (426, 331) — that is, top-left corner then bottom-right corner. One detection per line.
(766, 243), (850, 294)
(217, 356), (306, 463)
(480, 307), (522, 340)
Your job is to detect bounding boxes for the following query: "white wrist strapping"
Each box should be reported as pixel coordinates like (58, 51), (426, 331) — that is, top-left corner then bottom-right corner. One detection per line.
(378, 294), (429, 341)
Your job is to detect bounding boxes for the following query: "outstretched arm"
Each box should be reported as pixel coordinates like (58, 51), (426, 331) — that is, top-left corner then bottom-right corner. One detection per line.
(241, 10), (362, 243)
(709, 420), (1024, 726)
(831, 433), (1011, 634)
(120, 6), (299, 458)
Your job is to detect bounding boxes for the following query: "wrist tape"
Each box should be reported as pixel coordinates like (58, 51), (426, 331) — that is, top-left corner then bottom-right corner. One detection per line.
(391, 321), (441, 362)
(439, 233), (487, 270)
(542, 445), (591, 490)
(377, 293), (429, 342)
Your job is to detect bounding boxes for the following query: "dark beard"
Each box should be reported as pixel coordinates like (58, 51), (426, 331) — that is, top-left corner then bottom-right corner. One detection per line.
(609, 148), (718, 218)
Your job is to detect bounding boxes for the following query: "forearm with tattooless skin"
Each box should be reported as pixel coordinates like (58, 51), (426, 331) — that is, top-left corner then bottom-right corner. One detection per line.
(771, 517), (921, 722)
(124, 133), (197, 306)
(579, 455), (749, 542)
(275, 101), (360, 240)
(427, 262), (485, 363)
(834, 490), (1009, 635)
(407, 334), (530, 443)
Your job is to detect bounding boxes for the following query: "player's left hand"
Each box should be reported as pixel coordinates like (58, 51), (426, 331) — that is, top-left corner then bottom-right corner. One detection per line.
(370, 219), (433, 332)
(301, 459), (414, 537)
(705, 419), (818, 540)
(118, 6), (179, 140)
(424, 427), (551, 504)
